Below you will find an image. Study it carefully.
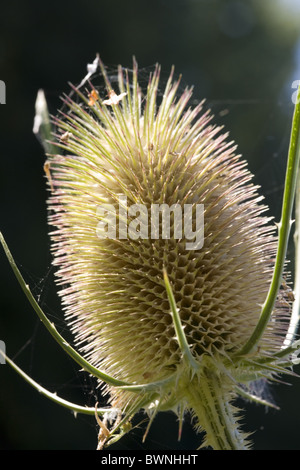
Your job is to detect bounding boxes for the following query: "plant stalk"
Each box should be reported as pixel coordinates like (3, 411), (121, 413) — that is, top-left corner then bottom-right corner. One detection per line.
(185, 369), (248, 450)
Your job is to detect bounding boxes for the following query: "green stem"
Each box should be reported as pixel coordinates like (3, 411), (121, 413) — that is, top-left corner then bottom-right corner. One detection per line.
(186, 370), (248, 450)
(1, 351), (108, 416)
(284, 157), (300, 347)
(237, 84), (300, 357)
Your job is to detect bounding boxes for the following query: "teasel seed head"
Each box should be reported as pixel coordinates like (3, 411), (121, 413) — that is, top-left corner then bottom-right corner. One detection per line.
(45, 57), (292, 449)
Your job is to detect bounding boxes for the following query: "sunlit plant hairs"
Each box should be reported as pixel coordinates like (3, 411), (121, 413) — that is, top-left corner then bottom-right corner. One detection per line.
(1, 55), (300, 450)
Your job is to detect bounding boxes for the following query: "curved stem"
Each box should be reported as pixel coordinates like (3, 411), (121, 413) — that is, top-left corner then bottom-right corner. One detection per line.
(284, 157), (300, 346)
(237, 83), (300, 357)
(1, 350), (108, 416)
(115, 373), (176, 392)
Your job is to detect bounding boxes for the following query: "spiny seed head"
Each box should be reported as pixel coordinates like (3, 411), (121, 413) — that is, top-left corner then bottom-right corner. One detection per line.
(46, 58), (292, 446)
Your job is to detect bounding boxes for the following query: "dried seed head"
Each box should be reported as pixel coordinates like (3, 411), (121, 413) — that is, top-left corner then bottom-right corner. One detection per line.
(46, 59), (291, 447)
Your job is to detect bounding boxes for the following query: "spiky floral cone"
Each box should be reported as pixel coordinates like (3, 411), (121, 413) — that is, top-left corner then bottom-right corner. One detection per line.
(46, 58), (292, 449)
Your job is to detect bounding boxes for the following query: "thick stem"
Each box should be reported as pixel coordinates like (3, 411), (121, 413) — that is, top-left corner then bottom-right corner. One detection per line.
(186, 370), (249, 450)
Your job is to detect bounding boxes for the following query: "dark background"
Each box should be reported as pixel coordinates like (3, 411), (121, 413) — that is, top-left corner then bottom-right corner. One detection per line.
(1, 0), (300, 450)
